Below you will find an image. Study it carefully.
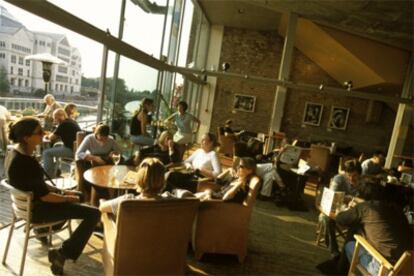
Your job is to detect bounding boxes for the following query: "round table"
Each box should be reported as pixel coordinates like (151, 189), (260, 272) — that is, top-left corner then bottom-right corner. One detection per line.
(83, 165), (137, 190)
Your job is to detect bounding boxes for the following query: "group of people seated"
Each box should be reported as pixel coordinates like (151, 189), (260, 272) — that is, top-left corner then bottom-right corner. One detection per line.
(317, 150), (413, 274)
(4, 97), (259, 275)
(4, 95), (413, 275)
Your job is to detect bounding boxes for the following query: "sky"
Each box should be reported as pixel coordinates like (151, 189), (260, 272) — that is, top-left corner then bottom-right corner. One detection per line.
(0, 0), (169, 91)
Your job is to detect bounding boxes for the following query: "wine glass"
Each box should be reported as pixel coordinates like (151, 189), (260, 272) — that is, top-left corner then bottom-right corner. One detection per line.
(112, 152), (121, 166)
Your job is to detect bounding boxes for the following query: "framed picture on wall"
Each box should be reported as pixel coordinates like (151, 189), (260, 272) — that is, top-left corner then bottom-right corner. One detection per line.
(329, 106), (350, 130)
(233, 94), (256, 112)
(302, 102), (323, 126)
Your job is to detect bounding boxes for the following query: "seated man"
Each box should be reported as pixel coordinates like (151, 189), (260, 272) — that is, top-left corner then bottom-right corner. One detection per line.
(322, 159), (361, 259)
(42, 108), (80, 177)
(336, 176), (412, 274)
(361, 150), (384, 176)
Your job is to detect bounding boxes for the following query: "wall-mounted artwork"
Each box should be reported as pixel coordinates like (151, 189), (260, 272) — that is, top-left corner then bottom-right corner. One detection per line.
(302, 102), (323, 126)
(329, 106), (350, 130)
(233, 94), (256, 112)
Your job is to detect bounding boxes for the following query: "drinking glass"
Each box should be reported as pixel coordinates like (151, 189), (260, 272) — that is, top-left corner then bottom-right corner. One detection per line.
(112, 152), (121, 166)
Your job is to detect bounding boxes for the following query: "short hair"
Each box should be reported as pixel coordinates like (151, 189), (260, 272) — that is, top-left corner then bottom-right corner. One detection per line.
(64, 103), (77, 117)
(343, 159), (362, 174)
(239, 157), (256, 171)
(8, 116), (41, 143)
(137, 157), (166, 195)
(43, 94), (55, 102)
(53, 108), (67, 119)
(94, 124), (110, 136)
(178, 101), (188, 111)
(357, 176), (385, 200)
(204, 132), (218, 147)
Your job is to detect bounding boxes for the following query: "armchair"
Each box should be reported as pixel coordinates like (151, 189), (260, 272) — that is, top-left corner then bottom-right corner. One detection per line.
(348, 234), (413, 276)
(101, 198), (199, 275)
(192, 176), (261, 263)
(217, 127), (236, 157)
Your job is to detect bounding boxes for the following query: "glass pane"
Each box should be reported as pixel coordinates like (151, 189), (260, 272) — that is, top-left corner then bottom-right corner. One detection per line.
(48, 0), (122, 35)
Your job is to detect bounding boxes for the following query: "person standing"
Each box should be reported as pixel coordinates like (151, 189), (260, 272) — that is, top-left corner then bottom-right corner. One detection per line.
(130, 98), (155, 146)
(42, 108), (81, 177)
(6, 117), (100, 275)
(165, 101), (200, 160)
(38, 94), (61, 131)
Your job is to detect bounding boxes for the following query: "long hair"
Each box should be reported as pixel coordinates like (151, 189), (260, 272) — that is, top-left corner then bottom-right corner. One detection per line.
(134, 98), (154, 116)
(8, 117), (41, 144)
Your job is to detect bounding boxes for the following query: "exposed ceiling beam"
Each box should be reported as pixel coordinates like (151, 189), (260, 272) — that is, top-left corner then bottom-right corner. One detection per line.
(176, 67), (414, 106)
(5, 0), (206, 85)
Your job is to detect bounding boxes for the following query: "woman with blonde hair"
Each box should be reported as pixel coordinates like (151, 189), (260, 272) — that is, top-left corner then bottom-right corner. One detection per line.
(130, 98), (155, 146)
(133, 130), (180, 166)
(99, 158), (171, 216)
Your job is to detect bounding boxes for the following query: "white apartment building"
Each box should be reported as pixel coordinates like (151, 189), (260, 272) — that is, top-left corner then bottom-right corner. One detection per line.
(0, 5), (81, 96)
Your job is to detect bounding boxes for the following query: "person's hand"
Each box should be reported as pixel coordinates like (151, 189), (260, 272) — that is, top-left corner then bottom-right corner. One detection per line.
(93, 156), (106, 165)
(167, 139), (174, 149)
(65, 195), (80, 203)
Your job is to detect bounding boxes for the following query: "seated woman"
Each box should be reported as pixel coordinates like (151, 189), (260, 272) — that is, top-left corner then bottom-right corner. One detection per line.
(130, 98), (155, 146)
(99, 157), (171, 216)
(64, 103), (79, 120)
(166, 132), (221, 193)
(196, 157), (258, 204)
(132, 130), (180, 166)
(6, 117), (100, 275)
(75, 123), (121, 205)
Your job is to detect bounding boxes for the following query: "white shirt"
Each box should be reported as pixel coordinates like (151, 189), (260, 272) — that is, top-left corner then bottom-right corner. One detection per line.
(185, 148), (221, 178)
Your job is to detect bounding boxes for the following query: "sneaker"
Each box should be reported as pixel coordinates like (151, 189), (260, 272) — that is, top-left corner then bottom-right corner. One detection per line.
(48, 249), (66, 275)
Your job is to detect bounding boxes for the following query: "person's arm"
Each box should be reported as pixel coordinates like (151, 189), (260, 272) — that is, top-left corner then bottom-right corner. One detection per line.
(40, 192), (80, 203)
(99, 199), (114, 213)
(336, 204), (362, 227)
(222, 182), (242, 201)
(199, 151), (221, 178)
(184, 150), (197, 167)
(138, 112), (149, 136)
(75, 135), (104, 164)
(169, 142), (181, 163)
(164, 112), (176, 123)
(110, 137), (122, 154)
(191, 115), (200, 134)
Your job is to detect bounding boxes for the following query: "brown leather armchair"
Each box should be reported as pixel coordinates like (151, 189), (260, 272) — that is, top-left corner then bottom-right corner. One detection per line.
(101, 198), (199, 276)
(192, 176), (261, 263)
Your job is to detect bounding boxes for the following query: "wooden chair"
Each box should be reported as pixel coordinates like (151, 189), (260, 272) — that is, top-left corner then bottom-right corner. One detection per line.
(192, 176), (261, 263)
(101, 198), (199, 275)
(348, 234), (413, 276)
(1, 179), (72, 276)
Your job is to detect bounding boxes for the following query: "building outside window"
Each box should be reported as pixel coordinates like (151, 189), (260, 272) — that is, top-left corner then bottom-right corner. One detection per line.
(25, 79), (29, 87)
(18, 78), (22, 87)
(10, 66), (13, 74)
(0, 52), (5, 58)
(27, 70), (29, 77)
(25, 60), (30, 66)
(11, 55), (16, 63)
(18, 56), (23, 65)
(0, 41), (5, 47)
(18, 68), (23, 76)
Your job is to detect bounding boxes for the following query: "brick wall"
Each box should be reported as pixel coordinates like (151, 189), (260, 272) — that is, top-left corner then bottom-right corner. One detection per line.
(211, 27), (399, 154)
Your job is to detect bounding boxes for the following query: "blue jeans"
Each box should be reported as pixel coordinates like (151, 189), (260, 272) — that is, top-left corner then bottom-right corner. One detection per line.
(43, 145), (74, 178)
(130, 135), (154, 146)
(345, 241), (381, 275)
